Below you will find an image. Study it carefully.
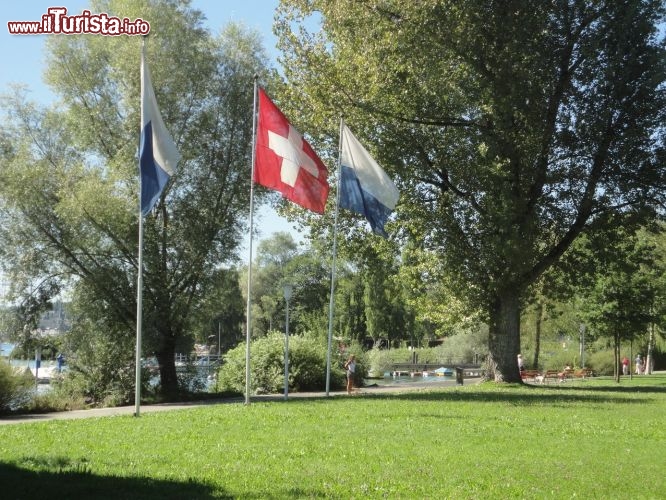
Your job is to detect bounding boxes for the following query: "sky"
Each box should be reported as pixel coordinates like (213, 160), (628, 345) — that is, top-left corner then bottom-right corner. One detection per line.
(0, 1), (302, 267)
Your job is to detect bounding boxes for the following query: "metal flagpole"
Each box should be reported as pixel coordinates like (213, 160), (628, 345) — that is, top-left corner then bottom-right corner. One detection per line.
(134, 39), (147, 417)
(325, 117), (345, 396)
(134, 211), (144, 416)
(245, 76), (259, 405)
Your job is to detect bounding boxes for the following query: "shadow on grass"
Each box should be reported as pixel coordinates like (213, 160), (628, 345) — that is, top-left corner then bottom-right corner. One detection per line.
(555, 381), (666, 394)
(274, 381), (664, 406)
(0, 459), (228, 500)
(357, 390), (649, 405)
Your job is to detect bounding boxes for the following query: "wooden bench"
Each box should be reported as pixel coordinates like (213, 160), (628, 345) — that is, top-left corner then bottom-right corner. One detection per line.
(543, 370), (562, 383)
(573, 368), (593, 379)
(543, 369), (577, 383)
(520, 370), (541, 382)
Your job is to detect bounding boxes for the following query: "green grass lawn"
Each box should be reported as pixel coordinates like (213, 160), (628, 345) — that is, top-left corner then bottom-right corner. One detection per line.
(1, 376), (665, 499)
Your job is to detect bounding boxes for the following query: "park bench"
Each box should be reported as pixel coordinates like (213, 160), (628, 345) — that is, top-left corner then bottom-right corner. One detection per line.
(543, 370), (563, 383)
(572, 368), (593, 379)
(520, 369), (541, 382)
(543, 369), (579, 383)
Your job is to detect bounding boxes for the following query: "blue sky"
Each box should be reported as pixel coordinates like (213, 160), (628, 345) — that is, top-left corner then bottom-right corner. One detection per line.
(0, 1), (301, 254)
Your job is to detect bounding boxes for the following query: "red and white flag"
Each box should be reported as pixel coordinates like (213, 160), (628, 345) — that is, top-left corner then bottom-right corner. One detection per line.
(255, 88), (329, 214)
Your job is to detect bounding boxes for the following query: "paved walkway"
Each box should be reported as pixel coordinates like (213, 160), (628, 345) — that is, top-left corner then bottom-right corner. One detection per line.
(0, 378), (465, 426)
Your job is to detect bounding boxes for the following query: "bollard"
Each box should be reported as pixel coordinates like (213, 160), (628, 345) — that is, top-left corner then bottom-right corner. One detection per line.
(455, 367), (464, 385)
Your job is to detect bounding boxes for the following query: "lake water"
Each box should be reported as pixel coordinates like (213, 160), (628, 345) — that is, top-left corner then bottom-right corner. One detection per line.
(365, 373), (456, 387)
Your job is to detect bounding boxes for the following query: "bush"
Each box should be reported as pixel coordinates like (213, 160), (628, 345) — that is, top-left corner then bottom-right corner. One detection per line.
(366, 348), (393, 377)
(586, 350), (615, 376)
(24, 378), (88, 413)
(0, 361), (35, 413)
(218, 332), (349, 394)
(288, 336), (329, 391)
(536, 349), (578, 371)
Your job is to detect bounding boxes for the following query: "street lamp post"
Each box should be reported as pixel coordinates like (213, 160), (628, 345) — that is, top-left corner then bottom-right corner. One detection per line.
(283, 284), (293, 400)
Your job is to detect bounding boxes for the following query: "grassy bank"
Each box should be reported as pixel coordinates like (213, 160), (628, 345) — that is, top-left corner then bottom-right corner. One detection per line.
(1, 376), (665, 498)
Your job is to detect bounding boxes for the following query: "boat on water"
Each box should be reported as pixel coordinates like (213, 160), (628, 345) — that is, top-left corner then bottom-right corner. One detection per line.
(434, 367), (454, 377)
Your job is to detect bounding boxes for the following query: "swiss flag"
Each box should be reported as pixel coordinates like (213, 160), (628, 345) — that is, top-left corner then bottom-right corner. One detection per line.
(255, 88), (329, 214)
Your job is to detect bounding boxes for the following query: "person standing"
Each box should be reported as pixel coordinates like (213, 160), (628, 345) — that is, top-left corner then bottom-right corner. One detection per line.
(635, 354), (643, 375)
(621, 356), (629, 376)
(56, 353), (65, 373)
(344, 354), (356, 395)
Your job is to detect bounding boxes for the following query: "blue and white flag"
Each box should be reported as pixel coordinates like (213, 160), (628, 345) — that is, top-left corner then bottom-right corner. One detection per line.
(140, 46), (180, 216)
(339, 124), (399, 237)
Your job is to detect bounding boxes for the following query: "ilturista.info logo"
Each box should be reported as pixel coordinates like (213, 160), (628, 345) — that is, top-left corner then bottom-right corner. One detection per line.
(7, 7), (150, 36)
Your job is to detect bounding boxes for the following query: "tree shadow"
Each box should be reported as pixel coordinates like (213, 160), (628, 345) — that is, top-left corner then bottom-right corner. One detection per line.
(552, 382), (666, 394)
(375, 382), (664, 405)
(366, 390), (631, 405)
(278, 383), (659, 406)
(0, 460), (228, 500)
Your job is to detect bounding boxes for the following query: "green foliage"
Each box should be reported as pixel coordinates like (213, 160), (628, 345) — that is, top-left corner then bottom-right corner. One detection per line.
(218, 331), (347, 394)
(579, 229), (656, 341)
(585, 350), (617, 377)
(397, 242), (469, 339)
(285, 335), (330, 391)
(189, 268), (244, 351)
(241, 232), (330, 339)
(535, 348), (578, 372)
(23, 377), (88, 413)
(59, 311), (141, 406)
(276, 0), (666, 381)
(0, 0), (271, 396)
(433, 324), (489, 364)
(366, 325), (489, 377)
(0, 361), (34, 412)
(332, 268), (366, 341)
(366, 347), (393, 377)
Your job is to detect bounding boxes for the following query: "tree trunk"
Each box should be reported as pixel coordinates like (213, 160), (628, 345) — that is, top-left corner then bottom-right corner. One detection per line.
(533, 300), (543, 369)
(487, 290), (522, 383)
(156, 337), (179, 398)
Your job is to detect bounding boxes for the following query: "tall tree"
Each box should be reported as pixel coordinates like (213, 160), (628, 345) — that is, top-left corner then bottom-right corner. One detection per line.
(275, 0), (666, 381)
(579, 228), (657, 381)
(0, 0), (270, 397)
(646, 227), (666, 372)
(190, 267), (245, 354)
(242, 232), (330, 337)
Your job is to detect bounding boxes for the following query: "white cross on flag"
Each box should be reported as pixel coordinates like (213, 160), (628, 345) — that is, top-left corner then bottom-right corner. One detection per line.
(255, 88), (329, 213)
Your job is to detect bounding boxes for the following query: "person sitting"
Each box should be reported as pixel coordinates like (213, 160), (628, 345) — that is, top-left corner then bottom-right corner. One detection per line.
(558, 364), (572, 381)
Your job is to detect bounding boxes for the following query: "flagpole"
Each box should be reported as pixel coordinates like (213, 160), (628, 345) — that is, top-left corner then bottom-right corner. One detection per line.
(325, 117), (345, 396)
(134, 38), (147, 417)
(134, 211), (144, 416)
(245, 76), (259, 405)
